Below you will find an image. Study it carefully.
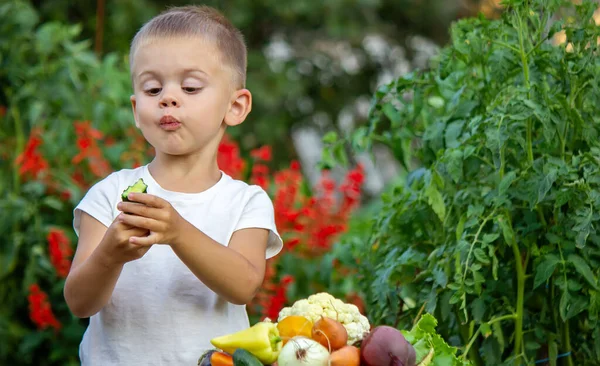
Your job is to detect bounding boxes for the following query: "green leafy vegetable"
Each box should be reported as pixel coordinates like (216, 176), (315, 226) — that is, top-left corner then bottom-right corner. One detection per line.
(402, 314), (471, 366)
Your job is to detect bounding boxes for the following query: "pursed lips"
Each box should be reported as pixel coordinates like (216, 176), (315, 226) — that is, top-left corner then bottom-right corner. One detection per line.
(159, 115), (182, 131)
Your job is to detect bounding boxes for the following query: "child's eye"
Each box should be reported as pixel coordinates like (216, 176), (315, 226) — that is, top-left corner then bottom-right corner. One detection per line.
(182, 87), (200, 93)
(145, 88), (162, 96)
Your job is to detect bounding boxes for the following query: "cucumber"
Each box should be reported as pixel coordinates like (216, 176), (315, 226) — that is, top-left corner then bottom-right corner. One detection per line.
(121, 178), (148, 202)
(232, 348), (263, 366)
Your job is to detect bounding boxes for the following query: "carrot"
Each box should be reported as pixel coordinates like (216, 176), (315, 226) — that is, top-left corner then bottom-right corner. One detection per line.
(210, 351), (234, 366)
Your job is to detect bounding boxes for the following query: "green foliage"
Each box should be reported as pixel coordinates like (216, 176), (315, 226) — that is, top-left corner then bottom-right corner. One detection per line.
(0, 2), (143, 365)
(330, 0), (600, 364)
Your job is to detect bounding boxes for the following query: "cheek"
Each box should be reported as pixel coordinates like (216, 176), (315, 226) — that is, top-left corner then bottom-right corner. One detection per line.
(135, 97), (154, 120)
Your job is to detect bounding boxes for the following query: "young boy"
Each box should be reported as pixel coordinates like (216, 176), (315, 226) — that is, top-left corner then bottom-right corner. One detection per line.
(64, 5), (283, 365)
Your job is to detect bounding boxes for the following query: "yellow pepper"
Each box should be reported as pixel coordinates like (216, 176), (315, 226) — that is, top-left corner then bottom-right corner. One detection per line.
(210, 321), (282, 364)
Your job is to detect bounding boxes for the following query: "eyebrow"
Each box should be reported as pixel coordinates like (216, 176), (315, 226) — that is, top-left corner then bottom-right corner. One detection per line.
(136, 68), (210, 81)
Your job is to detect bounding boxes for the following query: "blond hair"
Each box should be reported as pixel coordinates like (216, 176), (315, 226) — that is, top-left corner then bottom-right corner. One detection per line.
(129, 5), (247, 88)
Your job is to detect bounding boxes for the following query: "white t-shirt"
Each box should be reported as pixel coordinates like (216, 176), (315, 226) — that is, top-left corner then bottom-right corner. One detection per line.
(72, 165), (283, 366)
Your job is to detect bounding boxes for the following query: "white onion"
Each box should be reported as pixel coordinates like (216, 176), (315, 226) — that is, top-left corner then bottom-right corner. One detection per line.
(277, 336), (330, 366)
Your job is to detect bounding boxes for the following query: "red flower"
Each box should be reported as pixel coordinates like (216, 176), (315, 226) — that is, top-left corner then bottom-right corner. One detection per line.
(28, 284), (61, 331)
(15, 128), (49, 180)
(250, 145), (272, 162)
(47, 228), (73, 278)
(217, 134), (245, 179)
(251, 163), (270, 190)
(72, 121), (111, 178)
(262, 274), (295, 320)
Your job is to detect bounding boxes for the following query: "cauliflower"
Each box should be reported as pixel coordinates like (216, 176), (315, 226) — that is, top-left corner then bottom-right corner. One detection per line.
(277, 292), (370, 345)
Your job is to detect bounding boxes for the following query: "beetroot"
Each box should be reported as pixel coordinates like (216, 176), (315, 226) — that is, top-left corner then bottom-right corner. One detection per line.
(360, 326), (416, 366)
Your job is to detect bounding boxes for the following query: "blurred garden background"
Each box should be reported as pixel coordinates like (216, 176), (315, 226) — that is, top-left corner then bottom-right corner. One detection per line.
(2, 0), (600, 365)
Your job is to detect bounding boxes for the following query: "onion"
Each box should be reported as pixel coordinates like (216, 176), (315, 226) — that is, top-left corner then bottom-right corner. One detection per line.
(277, 336), (330, 366)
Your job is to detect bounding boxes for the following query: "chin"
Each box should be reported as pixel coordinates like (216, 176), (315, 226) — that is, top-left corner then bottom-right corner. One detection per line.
(150, 143), (187, 156)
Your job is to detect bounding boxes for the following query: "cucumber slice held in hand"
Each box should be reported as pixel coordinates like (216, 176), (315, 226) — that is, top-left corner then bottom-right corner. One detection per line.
(121, 178), (148, 202)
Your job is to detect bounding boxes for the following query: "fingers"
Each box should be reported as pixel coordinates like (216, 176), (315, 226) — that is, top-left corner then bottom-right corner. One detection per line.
(123, 193), (165, 208)
(129, 233), (159, 246)
(117, 201), (161, 220)
(119, 213), (165, 232)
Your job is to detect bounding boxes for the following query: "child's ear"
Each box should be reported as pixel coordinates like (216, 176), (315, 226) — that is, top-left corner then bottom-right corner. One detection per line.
(224, 89), (252, 127)
(130, 95), (141, 128)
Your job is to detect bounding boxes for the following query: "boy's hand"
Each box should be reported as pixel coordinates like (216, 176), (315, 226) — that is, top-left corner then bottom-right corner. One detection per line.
(98, 220), (151, 265)
(116, 193), (184, 246)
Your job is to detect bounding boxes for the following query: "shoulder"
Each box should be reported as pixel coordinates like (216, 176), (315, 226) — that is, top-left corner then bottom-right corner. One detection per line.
(219, 175), (271, 204)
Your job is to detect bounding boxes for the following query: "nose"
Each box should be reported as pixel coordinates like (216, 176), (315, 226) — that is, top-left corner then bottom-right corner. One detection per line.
(159, 92), (179, 108)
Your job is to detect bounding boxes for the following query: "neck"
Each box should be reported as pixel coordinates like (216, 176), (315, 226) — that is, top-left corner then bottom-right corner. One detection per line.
(148, 151), (222, 194)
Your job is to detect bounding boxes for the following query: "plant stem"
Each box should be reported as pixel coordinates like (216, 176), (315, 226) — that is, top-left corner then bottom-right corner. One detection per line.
(463, 314), (517, 359)
(511, 235), (526, 365)
(458, 319), (485, 366)
(462, 210), (496, 282)
(557, 244), (574, 366)
(489, 313), (518, 325)
(563, 319), (574, 366)
(526, 120), (534, 164)
(516, 9), (534, 165)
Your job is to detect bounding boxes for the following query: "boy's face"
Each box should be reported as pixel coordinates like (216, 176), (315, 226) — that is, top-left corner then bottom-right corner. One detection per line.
(130, 36), (250, 158)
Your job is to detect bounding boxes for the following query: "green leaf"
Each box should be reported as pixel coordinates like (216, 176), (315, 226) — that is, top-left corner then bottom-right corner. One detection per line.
(332, 143), (348, 166)
(499, 171), (517, 196)
(497, 215), (515, 246)
(564, 295), (589, 320)
(446, 149), (464, 183)
(382, 103), (402, 125)
(482, 233), (499, 244)
(533, 254), (560, 289)
(445, 120), (465, 149)
(456, 213), (467, 241)
(480, 323), (492, 338)
(492, 321), (505, 351)
(472, 298), (486, 321)
(401, 314), (468, 365)
(568, 254), (598, 289)
(492, 254), (499, 281)
(322, 131), (338, 144)
(474, 248), (491, 265)
(537, 169), (557, 204)
(42, 196), (64, 211)
(573, 206), (592, 248)
(425, 182), (446, 222)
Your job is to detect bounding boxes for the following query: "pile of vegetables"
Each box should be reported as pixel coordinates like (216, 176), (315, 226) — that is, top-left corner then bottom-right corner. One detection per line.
(199, 292), (470, 366)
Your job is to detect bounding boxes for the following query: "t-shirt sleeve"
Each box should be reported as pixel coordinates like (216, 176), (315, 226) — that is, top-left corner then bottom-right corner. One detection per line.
(73, 172), (119, 237)
(233, 186), (283, 259)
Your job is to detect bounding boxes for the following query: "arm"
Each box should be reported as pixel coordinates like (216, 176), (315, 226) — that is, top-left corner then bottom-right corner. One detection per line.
(171, 224), (268, 305)
(64, 212), (149, 318)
